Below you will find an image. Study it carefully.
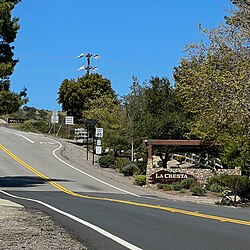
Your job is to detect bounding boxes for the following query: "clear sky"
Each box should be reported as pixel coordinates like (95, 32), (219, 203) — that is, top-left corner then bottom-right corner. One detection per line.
(11, 0), (232, 111)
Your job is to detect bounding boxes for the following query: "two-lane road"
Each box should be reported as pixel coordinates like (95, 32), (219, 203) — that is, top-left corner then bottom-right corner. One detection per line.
(0, 127), (249, 249)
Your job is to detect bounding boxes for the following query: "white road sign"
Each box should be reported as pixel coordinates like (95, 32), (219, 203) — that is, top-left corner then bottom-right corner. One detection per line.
(65, 116), (74, 125)
(96, 146), (102, 155)
(95, 128), (103, 137)
(96, 139), (102, 146)
(51, 115), (59, 124)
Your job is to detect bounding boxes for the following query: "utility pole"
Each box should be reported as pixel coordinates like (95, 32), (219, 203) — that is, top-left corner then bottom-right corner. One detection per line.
(78, 52), (99, 75)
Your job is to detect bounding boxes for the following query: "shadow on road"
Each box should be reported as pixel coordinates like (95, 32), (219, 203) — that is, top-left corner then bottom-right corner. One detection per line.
(0, 176), (71, 188)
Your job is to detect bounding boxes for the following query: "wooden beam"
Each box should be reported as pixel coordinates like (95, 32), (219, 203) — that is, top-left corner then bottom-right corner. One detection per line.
(146, 140), (214, 146)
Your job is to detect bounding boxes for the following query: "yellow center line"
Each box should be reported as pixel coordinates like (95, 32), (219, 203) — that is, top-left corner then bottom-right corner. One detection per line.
(1, 144), (249, 227)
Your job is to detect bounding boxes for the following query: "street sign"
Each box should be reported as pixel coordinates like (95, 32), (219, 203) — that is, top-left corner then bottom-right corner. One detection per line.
(96, 139), (102, 146)
(95, 128), (103, 137)
(75, 128), (88, 139)
(65, 116), (74, 125)
(51, 115), (59, 124)
(96, 146), (102, 155)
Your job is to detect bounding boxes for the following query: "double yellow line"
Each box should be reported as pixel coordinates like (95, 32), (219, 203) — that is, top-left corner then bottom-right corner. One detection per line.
(0, 143), (249, 227)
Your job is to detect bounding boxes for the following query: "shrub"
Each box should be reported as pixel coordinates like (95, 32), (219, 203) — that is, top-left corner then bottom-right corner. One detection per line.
(208, 183), (224, 193)
(171, 182), (183, 191)
(208, 175), (228, 187)
(158, 184), (172, 191)
(208, 174), (250, 200)
(190, 184), (206, 196)
(179, 189), (186, 193)
(114, 158), (130, 171)
(121, 163), (140, 176)
(15, 120), (48, 133)
(224, 175), (250, 201)
(180, 178), (197, 189)
(134, 175), (146, 186)
(98, 155), (115, 168)
(135, 161), (147, 175)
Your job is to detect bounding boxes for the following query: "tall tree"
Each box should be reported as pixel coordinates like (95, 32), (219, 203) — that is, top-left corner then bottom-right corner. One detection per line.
(174, 23), (250, 140)
(0, 0), (20, 89)
(0, 0), (28, 116)
(57, 73), (117, 122)
(123, 76), (191, 166)
(124, 76), (190, 144)
(173, 1), (250, 171)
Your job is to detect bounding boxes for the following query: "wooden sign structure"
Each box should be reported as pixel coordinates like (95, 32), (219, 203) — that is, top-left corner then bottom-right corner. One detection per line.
(144, 139), (216, 160)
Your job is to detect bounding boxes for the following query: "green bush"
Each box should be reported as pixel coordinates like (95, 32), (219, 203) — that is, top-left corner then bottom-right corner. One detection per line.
(114, 158), (130, 171)
(121, 163), (140, 176)
(180, 178), (197, 189)
(134, 175), (146, 186)
(171, 182), (183, 191)
(135, 161), (147, 175)
(208, 174), (250, 200)
(190, 184), (206, 196)
(179, 189), (186, 193)
(15, 120), (48, 133)
(158, 183), (172, 191)
(225, 175), (250, 200)
(98, 155), (115, 168)
(208, 183), (224, 193)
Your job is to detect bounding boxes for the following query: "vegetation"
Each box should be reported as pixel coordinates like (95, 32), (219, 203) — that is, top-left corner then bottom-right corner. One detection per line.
(190, 184), (206, 197)
(98, 155), (115, 168)
(123, 76), (191, 167)
(2, 1), (248, 204)
(121, 162), (140, 176)
(134, 175), (146, 186)
(0, 0), (28, 116)
(57, 74), (117, 123)
(173, 0), (250, 173)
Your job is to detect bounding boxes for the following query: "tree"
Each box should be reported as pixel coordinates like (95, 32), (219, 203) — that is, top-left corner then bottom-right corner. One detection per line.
(0, 0), (28, 116)
(124, 76), (190, 143)
(0, 0), (21, 88)
(173, 2), (250, 173)
(0, 88), (27, 115)
(57, 73), (117, 122)
(124, 76), (191, 167)
(227, 0), (250, 39)
(174, 23), (250, 140)
(84, 96), (131, 156)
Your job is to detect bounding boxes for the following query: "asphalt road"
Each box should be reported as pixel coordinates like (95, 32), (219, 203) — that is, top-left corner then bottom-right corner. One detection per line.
(0, 127), (249, 250)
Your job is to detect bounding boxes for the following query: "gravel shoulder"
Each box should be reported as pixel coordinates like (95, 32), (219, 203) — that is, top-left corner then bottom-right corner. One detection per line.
(0, 199), (87, 250)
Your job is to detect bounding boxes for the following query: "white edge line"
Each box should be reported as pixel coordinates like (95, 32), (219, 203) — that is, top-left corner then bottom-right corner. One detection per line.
(49, 138), (141, 198)
(4, 130), (35, 144)
(0, 190), (142, 250)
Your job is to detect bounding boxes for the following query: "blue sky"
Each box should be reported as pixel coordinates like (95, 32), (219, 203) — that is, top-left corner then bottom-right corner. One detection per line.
(11, 0), (232, 111)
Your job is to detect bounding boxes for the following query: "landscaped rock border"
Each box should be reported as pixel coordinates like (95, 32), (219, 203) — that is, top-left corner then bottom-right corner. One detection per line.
(146, 158), (241, 184)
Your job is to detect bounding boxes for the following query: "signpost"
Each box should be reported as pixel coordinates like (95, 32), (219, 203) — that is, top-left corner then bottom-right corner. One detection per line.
(95, 128), (103, 157)
(50, 110), (59, 135)
(65, 116), (74, 140)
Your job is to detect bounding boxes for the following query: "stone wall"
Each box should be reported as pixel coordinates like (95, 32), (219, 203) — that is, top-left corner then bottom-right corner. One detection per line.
(146, 156), (241, 184)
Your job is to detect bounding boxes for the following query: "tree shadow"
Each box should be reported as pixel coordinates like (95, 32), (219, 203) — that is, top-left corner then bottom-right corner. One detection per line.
(0, 176), (72, 188)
